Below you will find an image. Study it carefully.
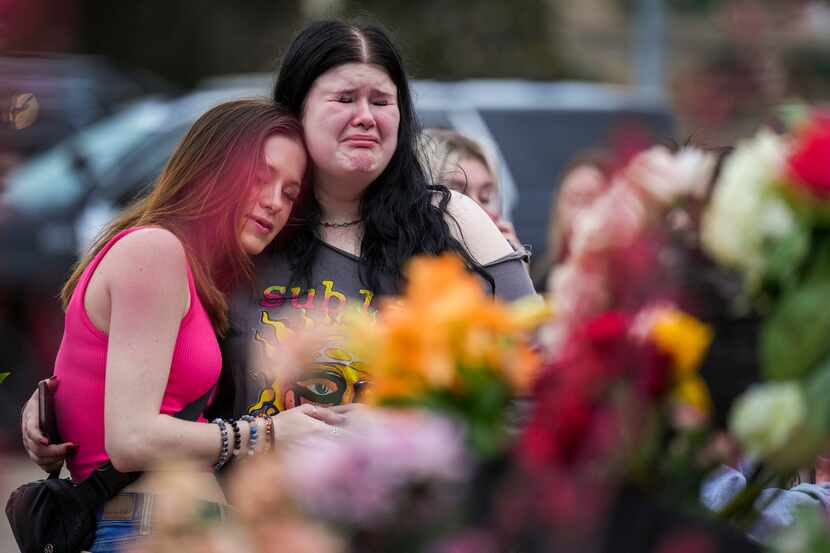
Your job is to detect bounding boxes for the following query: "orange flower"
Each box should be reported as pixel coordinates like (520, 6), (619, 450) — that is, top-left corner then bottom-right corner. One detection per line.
(347, 254), (549, 405)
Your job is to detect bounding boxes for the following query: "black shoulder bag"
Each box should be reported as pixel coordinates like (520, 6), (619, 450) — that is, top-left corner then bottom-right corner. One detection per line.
(5, 385), (215, 553)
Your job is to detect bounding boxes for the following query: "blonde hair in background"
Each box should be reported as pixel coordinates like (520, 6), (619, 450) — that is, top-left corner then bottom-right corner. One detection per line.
(420, 128), (500, 197)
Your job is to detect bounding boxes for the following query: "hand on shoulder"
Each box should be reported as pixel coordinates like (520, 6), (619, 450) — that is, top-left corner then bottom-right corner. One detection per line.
(442, 190), (514, 265)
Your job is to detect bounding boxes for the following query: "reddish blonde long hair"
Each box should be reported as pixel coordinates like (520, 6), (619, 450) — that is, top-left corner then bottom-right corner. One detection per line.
(61, 99), (304, 336)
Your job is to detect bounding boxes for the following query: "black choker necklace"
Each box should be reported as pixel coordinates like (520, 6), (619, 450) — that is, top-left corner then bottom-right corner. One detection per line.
(320, 218), (363, 229)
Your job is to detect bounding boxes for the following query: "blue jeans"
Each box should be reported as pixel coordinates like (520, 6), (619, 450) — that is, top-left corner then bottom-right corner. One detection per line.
(87, 492), (228, 552)
(88, 493), (150, 553)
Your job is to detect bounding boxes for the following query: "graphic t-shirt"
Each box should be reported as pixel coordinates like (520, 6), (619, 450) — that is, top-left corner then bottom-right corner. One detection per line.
(220, 238), (535, 418)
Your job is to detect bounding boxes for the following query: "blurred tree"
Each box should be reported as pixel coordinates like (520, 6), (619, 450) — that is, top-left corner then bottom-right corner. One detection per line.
(338, 0), (563, 79)
(78, 0), (304, 88)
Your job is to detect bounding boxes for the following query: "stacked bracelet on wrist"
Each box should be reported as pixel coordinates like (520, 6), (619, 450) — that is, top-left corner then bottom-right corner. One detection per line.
(230, 419), (242, 457)
(212, 418), (231, 471)
(240, 415), (257, 456)
(260, 414), (275, 451)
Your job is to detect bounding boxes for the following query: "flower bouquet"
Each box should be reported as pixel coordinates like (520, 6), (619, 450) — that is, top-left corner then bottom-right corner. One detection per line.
(344, 253), (549, 458)
(700, 112), (830, 515)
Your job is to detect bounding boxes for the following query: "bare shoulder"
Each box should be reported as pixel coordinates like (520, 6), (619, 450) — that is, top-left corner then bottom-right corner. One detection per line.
(107, 227), (186, 266)
(442, 190), (513, 265)
(99, 227), (189, 290)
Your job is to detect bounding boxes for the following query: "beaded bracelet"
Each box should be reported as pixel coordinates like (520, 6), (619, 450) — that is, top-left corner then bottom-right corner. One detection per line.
(260, 414), (274, 451)
(229, 419), (242, 457)
(240, 415), (257, 456)
(211, 418), (231, 471)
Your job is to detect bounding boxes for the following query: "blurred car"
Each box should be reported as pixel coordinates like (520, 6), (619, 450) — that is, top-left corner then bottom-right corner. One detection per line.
(0, 54), (166, 159)
(0, 78), (672, 438)
(0, 88), (261, 436)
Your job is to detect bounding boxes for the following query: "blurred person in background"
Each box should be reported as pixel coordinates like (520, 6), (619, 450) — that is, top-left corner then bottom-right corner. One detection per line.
(532, 150), (614, 291)
(17, 100), (317, 552)
(22, 20), (536, 481)
(421, 128), (527, 259)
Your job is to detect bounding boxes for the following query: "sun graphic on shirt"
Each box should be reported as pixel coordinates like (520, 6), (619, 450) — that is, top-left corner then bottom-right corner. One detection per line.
(247, 345), (368, 416)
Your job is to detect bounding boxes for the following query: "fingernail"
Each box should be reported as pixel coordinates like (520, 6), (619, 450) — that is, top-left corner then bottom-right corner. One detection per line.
(40, 438), (49, 445)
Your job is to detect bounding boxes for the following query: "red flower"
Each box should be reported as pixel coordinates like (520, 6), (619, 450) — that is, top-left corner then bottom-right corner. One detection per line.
(788, 114), (830, 200)
(585, 311), (630, 344)
(636, 341), (674, 399)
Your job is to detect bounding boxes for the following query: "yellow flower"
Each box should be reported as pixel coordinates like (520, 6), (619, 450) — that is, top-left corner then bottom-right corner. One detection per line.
(673, 376), (712, 417)
(650, 309), (713, 380)
(509, 295), (554, 331)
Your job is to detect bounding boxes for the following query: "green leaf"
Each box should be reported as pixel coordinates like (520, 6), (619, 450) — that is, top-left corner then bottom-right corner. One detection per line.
(780, 181), (830, 228)
(776, 103), (811, 131)
(763, 225), (810, 292)
(804, 357), (830, 438)
(762, 278), (830, 380)
(769, 359), (830, 469)
(0, 372), (9, 384)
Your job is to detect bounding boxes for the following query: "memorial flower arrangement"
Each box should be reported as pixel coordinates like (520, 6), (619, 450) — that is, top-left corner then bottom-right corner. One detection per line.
(128, 129), (830, 551)
(701, 112), (830, 478)
(344, 253), (550, 457)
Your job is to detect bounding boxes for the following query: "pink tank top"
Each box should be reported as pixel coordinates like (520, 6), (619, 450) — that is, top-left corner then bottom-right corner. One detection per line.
(53, 227), (222, 481)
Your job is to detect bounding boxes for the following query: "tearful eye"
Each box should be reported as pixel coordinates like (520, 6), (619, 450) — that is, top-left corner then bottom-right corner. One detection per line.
(337, 95), (353, 103)
(372, 100), (390, 106)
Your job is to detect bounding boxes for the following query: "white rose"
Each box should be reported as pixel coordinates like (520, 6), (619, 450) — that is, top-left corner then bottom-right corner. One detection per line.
(673, 147), (717, 200)
(729, 381), (805, 460)
(701, 129), (794, 290)
(625, 146), (716, 205)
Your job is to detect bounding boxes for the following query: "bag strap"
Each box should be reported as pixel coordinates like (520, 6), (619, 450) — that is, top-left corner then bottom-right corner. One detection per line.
(71, 384), (216, 506)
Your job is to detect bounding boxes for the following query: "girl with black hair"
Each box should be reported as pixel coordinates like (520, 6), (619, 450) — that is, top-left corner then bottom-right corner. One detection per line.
(218, 19), (535, 422)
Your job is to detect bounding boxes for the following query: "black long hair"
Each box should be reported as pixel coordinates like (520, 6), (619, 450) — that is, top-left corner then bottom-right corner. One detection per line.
(273, 19), (493, 294)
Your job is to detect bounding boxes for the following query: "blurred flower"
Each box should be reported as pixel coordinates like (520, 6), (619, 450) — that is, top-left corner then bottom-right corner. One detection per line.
(730, 382), (806, 460)
(673, 376), (712, 418)
(625, 146), (716, 206)
(649, 308), (713, 379)
(428, 529), (499, 553)
(648, 307), (713, 416)
(788, 113), (830, 200)
(249, 519), (344, 553)
(701, 129), (795, 290)
(569, 182), (647, 257)
(280, 409), (468, 528)
(131, 460), (240, 553)
(226, 454), (293, 524)
(509, 294), (553, 332)
(548, 256), (610, 327)
(139, 460), (223, 535)
(518, 311), (632, 472)
(347, 254), (544, 405)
